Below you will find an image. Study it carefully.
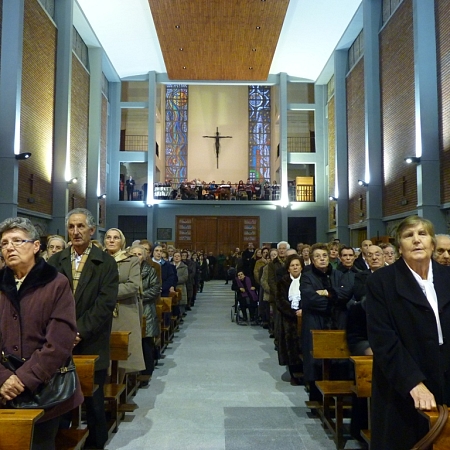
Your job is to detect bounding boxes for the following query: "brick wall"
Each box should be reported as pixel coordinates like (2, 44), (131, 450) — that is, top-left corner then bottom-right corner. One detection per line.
(69, 54), (89, 209)
(380, 0), (417, 216)
(327, 95), (336, 229)
(436, 0), (450, 204)
(346, 58), (366, 225)
(19, 0), (56, 214)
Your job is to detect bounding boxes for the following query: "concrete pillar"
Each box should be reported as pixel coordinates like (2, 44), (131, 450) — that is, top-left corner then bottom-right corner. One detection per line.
(412, 0), (446, 230)
(0, 0), (25, 220)
(364, 0), (384, 239)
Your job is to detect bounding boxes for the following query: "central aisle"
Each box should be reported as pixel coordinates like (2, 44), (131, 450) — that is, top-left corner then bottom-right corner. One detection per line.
(107, 280), (360, 450)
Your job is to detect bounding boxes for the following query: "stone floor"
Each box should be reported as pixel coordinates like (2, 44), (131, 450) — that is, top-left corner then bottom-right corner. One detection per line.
(106, 280), (364, 450)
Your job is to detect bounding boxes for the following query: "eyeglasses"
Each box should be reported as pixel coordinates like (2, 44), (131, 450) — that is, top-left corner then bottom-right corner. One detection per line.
(1, 239), (36, 250)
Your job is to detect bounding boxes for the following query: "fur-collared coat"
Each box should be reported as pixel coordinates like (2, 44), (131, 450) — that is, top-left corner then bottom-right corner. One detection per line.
(275, 274), (302, 367)
(366, 258), (450, 449)
(0, 259), (83, 422)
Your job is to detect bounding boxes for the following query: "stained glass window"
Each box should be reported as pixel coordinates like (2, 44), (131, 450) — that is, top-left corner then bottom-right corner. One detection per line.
(249, 86), (271, 182)
(165, 85), (188, 185)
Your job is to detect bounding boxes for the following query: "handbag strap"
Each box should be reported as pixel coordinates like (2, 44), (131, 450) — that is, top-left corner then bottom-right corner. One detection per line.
(411, 404), (449, 450)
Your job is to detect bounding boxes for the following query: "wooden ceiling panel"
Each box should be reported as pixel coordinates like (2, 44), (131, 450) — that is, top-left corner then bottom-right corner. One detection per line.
(148, 0), (290, 81)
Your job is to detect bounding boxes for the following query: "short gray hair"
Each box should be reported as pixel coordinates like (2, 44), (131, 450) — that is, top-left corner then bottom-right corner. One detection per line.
(129, 244), (147, 258)
(277, 241), (290, 250)
(0, 217), (40, 241)
(47, 235), (67, 248)
(65, 208), (96, 229)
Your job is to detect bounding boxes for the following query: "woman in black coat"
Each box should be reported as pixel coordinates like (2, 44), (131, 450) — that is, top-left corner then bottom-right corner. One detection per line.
(276, 254), (303, 385)
(300, 243), (352, 401)
(366, 216), (450, 450)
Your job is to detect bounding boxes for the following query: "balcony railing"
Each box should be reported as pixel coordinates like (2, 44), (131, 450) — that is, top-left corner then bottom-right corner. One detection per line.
(151, 183), (315, 202)
(287, 136), (315, 153)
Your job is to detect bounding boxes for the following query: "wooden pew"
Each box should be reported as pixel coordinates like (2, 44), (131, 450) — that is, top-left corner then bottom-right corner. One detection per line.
(350, 355), (373, 445)
(56, 355), (99, 450)
(418, 406), (450, 449)
(159, 297), (173, 350)
(310, 329), (353, 450)
(155, 301), (164, 350)
(104, 331), (131, 435)
(0, 409), (44, 450)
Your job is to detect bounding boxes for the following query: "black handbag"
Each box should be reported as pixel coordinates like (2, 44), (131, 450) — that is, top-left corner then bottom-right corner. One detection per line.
(1, 351), (77, 409)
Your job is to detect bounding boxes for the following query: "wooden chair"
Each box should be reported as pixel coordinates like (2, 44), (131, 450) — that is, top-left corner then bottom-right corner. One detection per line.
(56, 355), (99, 450)
(0, 409), (44, 450)
(104, 331), (131, 435)
(350, 355), (373, 445)
(310, 329), (353, 450)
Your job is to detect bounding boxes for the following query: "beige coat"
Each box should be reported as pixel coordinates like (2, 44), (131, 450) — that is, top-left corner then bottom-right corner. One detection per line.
(112, 252), (145, 373)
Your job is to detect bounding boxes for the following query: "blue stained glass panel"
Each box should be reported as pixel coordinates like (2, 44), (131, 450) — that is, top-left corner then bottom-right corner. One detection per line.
(165, 85), (188, 184)
(248, 86), (271, 182)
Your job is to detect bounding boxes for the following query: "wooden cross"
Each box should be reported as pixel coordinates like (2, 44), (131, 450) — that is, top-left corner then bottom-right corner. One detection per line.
(203, 127), (232, 168)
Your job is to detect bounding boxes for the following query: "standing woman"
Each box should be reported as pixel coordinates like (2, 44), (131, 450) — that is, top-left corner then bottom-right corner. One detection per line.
(172, 251), (188, 316)
(198, 253), (208, 293)
(276, 254), (304, 385)
(129, 245), (160, 384)
(0, 218), (82, 450)
(104, 228), (145, 379)
(366, 216), (450, 449)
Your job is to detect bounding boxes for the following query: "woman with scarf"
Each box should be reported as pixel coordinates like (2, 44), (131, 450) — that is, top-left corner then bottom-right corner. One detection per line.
(300, 243), (352, 402)
(276, 254), (304, 385)
(104, 228), (145, 380)
(129, 244), (160, 385)
(232, 270), (258, 325)
(0, 218), (83, 450)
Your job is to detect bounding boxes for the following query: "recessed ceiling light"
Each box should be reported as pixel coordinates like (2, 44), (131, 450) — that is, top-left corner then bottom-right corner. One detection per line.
(252, 48), (257, 52)
(249, 67), (253, 70)
(175, 25), (180, 29)
(179, 48), (183, 51)
(183, 66), (186, 69)
(256, 26), (261, 29)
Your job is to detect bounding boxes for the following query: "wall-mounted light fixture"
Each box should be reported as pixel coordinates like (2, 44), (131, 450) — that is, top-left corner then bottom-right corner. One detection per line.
(405, 156), (421, 164)
(67, 177), (78, 184)
(15, 152), (32, 160)
(358, 179), (369, 187)
(329, 196), (338, 201)
(97, 194), (106, 199)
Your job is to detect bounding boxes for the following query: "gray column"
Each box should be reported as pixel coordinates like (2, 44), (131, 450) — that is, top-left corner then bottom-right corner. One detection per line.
(314, 84), (330, 239)
(364, 0), (385, 239)
(412, 0), (446, 230)
(279, 73), (289, 237)
(86, 47), (103, 235)
(147, 72), (156, 239)
(105, 81), (121, 229)
(52, 0), (73, 234)
(334, 50), (350, 243)
(0, 0), (24, 220)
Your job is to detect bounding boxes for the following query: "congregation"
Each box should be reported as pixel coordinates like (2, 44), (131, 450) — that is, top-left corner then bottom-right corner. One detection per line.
(2, 211), (450, 449)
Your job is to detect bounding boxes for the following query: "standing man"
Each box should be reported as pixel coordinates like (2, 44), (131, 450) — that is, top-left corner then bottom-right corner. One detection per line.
(126, 175), (135, 201)
(434, 234), (450, 266)
(48, 208), (118, 449)
(353, 239), (372, 270)
(241, 242), (255, 276)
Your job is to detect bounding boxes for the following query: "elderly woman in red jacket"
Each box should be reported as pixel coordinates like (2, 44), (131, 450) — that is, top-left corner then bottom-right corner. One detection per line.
(0, 217), (82, 450)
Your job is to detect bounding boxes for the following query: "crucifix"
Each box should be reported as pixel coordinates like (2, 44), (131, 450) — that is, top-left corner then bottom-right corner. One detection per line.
(203, 127), (232, 168)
